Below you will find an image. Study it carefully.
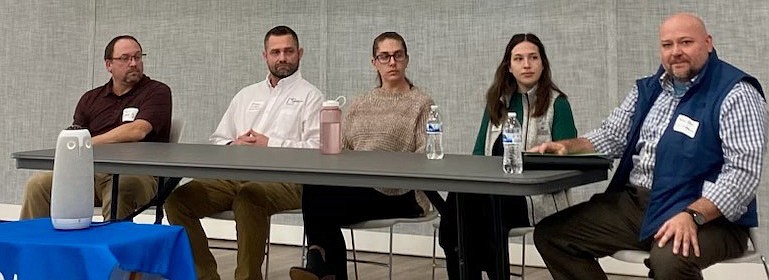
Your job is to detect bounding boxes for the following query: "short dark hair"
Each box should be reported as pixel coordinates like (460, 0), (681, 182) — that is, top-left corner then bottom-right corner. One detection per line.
(104, 35), (142, 60)
(263, 26), (299, 49)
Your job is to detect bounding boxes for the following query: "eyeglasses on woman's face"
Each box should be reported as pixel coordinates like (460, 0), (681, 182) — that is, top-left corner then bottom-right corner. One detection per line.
(374, 51), (407, 64)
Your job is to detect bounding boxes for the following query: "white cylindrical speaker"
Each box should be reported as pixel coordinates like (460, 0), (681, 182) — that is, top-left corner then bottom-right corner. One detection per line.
(50, 129), (94, 230)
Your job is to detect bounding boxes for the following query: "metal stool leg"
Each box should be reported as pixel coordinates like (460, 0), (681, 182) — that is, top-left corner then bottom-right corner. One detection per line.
(761, 255), (769, 279)
(351, 228), (359, 280)
(300, 227), (307, 266)
(521, 233), (526, 280)
(264, 221), (271, 279)
(388, 226), (393, 280)
(432, 226), (438, 280)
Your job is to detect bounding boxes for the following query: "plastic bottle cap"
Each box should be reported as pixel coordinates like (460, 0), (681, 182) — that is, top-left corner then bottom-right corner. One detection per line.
(430, 105), (438, 110)
(323, 100), (340, 107)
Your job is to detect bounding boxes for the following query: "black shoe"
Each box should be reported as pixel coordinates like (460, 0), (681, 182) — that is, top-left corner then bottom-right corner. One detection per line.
(289, 246), (335, 280)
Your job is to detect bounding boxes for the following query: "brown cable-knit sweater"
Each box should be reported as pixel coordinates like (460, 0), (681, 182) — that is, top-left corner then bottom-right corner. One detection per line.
(342, 86), (434, 212)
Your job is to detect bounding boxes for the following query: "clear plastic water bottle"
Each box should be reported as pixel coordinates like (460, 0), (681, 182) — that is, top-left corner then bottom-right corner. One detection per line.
(502, 112), (523, 174)
(426, 105), (444, 160)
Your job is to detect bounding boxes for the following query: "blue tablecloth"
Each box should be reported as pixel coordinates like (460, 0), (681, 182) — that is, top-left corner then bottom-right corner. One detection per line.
(0, 218), (196, 280)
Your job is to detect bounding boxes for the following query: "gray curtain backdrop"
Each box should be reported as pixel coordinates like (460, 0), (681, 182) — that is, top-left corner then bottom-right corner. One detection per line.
(2, 0), (767, 252)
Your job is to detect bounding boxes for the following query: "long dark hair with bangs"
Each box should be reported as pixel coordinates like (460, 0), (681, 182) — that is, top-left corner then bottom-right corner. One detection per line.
(485, 33), (565, 126)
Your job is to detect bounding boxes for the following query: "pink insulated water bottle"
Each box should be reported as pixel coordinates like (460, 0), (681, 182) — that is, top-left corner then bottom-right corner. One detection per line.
(320, 96), (346, 154)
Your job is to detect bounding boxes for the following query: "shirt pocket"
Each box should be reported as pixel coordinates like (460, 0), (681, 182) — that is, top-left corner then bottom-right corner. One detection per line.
(273, 108), (301, 137)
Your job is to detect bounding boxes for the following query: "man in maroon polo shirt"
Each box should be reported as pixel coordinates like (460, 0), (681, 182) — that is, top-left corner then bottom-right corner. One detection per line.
(20, 35), (172, 220)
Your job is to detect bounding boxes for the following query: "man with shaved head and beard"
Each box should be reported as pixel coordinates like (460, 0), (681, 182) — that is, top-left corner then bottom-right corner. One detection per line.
(530, 13), (767, 279)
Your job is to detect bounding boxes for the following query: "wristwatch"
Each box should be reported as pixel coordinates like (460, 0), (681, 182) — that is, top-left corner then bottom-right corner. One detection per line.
(684, 208), (706, 226)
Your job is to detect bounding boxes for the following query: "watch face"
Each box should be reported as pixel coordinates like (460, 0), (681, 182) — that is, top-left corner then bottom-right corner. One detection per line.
(686, 209), (706, 225)
(693, 213), (706, 225)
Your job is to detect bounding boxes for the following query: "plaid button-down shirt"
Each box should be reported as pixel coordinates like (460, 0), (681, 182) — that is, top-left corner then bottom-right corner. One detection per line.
(585, 73), (767, 221)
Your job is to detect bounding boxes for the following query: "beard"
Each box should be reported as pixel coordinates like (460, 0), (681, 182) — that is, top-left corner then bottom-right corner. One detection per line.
(664, 62), (695, 82)
(665, 58), (703, 81)
(269, 62), (299, 79)
(122, 69), (142, 84)
(670, 68), (698, 82)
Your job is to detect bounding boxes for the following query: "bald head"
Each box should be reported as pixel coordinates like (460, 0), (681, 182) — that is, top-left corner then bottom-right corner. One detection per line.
(660, 13), (708, 38)
(659, 13), (713, 81)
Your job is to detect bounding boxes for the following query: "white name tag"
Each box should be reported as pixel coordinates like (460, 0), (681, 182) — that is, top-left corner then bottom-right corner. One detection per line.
(247, 101), (264, 112)
(122, 107), (138, 122)
(673, 114), (699, 138)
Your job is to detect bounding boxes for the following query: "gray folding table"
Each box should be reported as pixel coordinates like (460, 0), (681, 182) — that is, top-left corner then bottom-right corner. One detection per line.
(13, 142), (608, 279)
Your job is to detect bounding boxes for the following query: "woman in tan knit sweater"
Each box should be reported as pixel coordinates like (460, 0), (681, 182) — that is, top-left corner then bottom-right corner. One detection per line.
(290, 32), (434, 280)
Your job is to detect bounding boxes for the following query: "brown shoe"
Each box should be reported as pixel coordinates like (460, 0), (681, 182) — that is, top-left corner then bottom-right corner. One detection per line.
(289, 267), (336, 280)
(289, 267), (320, 280)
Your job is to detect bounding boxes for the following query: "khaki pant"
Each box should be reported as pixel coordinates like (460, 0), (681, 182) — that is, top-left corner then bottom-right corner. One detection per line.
(20, 172), (157, 220)
(164, 179), (302, 280)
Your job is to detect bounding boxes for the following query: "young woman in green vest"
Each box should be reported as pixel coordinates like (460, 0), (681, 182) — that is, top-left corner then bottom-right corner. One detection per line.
(439, 33), (577, 280)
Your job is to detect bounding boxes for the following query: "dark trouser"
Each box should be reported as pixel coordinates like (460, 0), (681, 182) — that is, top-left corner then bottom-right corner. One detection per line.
(302, 185), (424, 280)
(534, 186), (749, 280)
(439, 193), (530, 280)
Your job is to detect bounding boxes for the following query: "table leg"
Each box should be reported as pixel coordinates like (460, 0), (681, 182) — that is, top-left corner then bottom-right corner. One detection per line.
(110, 174), (120, 221)
(456, 193), (470, 279)
(120, 177), (182, 224)
(490, 195), (511, 279)
(154, 177), (182, 224)
(155, 177), (166, 224)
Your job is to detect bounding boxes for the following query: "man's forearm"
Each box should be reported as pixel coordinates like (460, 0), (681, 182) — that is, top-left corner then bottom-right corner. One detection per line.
(529, 137), (597, 155)
(558, 137), (597, 154)
(92, 120), (152, 144)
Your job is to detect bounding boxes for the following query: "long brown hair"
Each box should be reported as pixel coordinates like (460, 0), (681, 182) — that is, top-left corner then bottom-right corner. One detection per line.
(372, 32), (413, 89)
(485, 33), (564, 126)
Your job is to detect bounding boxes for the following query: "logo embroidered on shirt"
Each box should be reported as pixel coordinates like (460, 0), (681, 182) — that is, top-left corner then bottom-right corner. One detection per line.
(286, 98), (304, 105)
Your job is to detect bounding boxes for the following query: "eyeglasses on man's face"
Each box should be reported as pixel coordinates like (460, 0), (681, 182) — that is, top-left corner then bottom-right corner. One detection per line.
(110, 53), (146, 64)
(375, 52), (407, 64)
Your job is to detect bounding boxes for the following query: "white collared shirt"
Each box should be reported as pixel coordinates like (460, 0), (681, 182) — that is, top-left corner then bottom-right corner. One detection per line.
(210, 70), (324, 148)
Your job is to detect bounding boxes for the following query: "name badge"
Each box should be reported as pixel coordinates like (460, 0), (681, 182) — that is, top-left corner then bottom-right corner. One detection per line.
(537, 121), (550, 136)
(122, 107), (139, 122)
(247, 101), (264, 112)
(673, 114), (699, 138)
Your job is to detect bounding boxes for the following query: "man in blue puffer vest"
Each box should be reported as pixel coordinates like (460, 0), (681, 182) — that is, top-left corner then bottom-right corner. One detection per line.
(530, 13), (767, 279)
